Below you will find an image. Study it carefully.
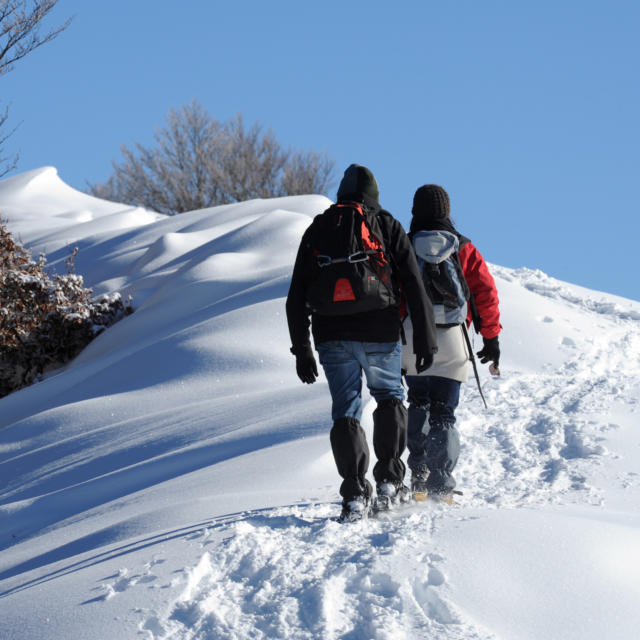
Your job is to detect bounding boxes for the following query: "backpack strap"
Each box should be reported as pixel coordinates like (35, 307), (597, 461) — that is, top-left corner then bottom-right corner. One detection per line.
(315, 202), (386, 268)
(451, 250), (470, 301)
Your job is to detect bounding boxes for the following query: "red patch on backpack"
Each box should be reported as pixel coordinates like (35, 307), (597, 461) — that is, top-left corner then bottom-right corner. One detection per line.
(333, 278), (356, 301)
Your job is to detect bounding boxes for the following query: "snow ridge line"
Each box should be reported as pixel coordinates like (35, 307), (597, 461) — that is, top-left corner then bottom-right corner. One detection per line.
(493, 266), (640, 323)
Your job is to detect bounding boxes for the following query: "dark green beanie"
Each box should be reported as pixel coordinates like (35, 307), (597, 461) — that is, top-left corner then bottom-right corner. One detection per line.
(336, 164), (379, 202)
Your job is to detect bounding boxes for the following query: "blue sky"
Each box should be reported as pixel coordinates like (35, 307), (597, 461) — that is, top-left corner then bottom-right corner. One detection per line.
(3, 0), (639, 301)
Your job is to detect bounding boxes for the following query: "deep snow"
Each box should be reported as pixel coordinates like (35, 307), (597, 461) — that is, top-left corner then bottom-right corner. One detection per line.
(1, 167), (639, 640)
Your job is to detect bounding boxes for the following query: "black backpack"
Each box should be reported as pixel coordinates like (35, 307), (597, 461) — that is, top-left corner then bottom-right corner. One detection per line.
(305, 202), (397, 316)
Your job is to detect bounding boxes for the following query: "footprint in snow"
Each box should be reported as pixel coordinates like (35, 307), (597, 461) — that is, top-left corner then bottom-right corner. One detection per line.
(139, 504), (494, 640)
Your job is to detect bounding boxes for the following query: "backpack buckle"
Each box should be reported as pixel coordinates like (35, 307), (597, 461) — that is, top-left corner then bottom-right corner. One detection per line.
(347, 251), (369, 263)
(317, 250), (374, 267)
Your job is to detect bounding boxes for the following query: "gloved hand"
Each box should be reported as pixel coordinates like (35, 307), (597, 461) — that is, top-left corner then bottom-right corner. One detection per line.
(292, 344), (318, 384)
(476, 336), (500, 368)
(415, 351), (434, 374)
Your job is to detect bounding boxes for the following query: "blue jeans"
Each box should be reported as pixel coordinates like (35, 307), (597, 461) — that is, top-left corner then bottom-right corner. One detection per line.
(405, 375), (461, 492)
(318, 340), (407, 492)
(317, 340), (405, 421)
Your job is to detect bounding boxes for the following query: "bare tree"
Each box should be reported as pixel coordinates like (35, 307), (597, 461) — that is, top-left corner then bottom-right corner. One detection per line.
(280, 148), (335, 197)
(0, 103), (18, 174)
(0, 0), (72, 175)
(217, 113), (290, 204)
(89, 101), (336, 215)
(92, 103), (227, 214)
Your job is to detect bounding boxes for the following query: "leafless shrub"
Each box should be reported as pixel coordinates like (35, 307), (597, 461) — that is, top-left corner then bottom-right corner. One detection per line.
(0, 219), (132, 398)
(88, 102), (335, 215)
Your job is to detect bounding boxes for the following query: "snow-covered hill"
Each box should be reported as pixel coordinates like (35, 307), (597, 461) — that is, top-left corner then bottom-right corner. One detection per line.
(1, 167), (639, 640)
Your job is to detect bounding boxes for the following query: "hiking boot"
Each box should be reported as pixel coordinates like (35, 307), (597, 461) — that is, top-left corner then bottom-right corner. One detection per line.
(339, 494), (370, 523)
(373, 481), (411, 512)
(410, 470), (429, 492)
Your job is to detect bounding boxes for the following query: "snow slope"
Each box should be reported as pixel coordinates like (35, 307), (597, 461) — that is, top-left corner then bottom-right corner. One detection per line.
(1, 167), (639, 640)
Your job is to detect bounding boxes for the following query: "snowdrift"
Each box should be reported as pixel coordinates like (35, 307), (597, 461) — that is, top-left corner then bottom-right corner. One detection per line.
(1, 168), (639, 640)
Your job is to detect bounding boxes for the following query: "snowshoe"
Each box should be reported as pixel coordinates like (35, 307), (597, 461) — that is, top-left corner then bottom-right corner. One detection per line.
(410, 471), (429, 503)
(428, 489), (463, 506)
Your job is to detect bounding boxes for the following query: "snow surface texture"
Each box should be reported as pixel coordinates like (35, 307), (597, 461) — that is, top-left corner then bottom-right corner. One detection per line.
(1, 167), (639, 640)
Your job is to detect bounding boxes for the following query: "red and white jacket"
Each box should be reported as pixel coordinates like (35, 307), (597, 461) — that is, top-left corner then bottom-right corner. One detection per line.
(458, 237), (501, 339)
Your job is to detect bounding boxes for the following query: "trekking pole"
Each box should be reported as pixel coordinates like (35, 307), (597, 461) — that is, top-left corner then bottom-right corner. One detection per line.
(462, 323), (488, 409)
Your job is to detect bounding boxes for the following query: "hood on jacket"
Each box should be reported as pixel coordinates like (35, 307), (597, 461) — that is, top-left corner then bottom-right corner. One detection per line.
(411, 229), (459, 263)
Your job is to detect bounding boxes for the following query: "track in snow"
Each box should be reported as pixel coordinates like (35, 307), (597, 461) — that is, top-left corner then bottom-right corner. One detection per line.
(131, 273), (640, 640)
(139, 503), (496, 640)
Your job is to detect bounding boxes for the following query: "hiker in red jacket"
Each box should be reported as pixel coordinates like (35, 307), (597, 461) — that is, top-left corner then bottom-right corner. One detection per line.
(401, 184), (501, 501)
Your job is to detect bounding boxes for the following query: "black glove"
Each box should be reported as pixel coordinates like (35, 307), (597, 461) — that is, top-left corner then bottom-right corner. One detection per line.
(292, 345), (318, 384)
(476, 336), (500, 367)
(415, 351), (434, 374)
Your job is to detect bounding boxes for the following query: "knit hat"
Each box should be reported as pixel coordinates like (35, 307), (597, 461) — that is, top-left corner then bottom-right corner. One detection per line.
(411, 184), (450, 222)
(336, 164), (379, 203)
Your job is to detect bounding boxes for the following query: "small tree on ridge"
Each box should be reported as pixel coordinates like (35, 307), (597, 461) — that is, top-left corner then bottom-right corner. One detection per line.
(89, 101), (335, 215)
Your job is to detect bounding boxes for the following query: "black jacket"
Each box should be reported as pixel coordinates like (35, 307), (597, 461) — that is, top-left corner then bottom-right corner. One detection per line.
(286, 196), (437, 357)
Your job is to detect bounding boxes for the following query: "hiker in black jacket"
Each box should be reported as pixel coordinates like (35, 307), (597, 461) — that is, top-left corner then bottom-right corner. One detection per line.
(286, 164), (438, 521)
